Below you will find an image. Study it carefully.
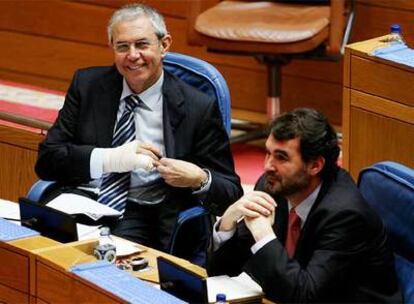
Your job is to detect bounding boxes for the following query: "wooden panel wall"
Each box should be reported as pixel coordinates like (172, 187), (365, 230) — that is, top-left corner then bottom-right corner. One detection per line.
(0, 0), (414, 200)
(1, 0), (414, 126)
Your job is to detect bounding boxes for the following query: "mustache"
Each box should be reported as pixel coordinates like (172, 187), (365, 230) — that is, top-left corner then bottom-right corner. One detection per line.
(264, 171), (281, 182)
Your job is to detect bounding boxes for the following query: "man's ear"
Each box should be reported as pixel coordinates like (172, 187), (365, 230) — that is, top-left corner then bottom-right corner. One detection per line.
(160, 34), (172, 57)
(308, 156), (325, 177)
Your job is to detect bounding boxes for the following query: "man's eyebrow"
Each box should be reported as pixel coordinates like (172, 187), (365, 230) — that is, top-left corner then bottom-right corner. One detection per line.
(274, 149), (289, 157)
(115, 38), (151, 44)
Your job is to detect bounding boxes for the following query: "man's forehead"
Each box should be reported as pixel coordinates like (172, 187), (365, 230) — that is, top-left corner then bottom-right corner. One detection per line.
(113, 17), (156, 41)
(266, 135), (300, 152)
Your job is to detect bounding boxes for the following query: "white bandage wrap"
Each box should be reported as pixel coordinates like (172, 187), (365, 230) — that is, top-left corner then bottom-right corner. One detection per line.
(102, 141), (154, 173)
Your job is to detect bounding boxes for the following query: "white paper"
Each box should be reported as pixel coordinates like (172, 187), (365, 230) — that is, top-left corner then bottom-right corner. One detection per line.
(112, 236), (143, 257)
(207, 272), (263, 303)
(46, 193), (121, 221)
(0, 199), (20, 221)
(77, 224), (102, 240)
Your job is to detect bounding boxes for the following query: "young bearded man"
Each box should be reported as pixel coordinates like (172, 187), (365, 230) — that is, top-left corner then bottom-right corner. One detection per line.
(209, 108), (401, 303)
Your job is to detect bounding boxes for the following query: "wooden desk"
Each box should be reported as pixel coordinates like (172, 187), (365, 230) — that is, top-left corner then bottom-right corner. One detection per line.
(0, 232), (206, 304)
(342, 36), (414, 180)
(0, 236), (59, 304)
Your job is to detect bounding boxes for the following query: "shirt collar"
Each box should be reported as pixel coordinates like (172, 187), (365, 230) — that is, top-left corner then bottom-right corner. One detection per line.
(288, 183), (322, 226)
(120, 71), (164, 110)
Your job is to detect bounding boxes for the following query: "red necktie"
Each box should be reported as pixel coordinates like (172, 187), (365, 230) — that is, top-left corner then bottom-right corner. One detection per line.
(285, 208), (301, 258)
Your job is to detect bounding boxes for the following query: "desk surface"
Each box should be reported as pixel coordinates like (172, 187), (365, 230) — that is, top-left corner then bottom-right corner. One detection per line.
(0, 198), (206, 282)
(0, 199), (272, 303)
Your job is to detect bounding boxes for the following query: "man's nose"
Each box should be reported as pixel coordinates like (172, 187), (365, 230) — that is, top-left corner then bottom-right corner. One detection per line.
(264, 156), (275, 172)
(126, 45), (141, 58)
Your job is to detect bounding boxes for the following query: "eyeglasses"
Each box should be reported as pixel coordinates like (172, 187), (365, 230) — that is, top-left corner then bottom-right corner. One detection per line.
(113, 39), (159, 53)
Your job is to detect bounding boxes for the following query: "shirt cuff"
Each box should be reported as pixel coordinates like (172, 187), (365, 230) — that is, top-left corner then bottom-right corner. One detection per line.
(250, 234), (277, 254)
(192, 169), (212, 194)
(212, 219), (236, 251)
(90, 148), (105, 179)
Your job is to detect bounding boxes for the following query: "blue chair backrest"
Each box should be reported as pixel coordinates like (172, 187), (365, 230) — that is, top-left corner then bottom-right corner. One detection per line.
(164, 52), (231, 134)
(358, 161), (414, 303)
(164, 52), (232, 266)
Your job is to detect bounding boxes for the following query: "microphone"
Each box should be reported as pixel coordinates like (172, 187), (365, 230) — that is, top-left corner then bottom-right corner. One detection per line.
(2, 217), (21, 222)
(160, 281), (175, 290)
(2, 216), (39, 227)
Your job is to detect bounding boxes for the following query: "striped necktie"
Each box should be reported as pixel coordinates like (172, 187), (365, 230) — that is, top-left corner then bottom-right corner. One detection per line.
(97, 95), (141, 212)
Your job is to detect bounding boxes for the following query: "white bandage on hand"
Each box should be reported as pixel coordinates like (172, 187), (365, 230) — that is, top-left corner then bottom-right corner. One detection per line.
(102, 141), (154, 173)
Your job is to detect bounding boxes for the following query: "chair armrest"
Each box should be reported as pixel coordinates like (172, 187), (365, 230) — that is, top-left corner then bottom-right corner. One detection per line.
(168, 206), (209, 255)
(175, 206), (209, 227)
(328, 0), (345, 54)
(329, 0), (355, 55)
(27, 180), (57, 202)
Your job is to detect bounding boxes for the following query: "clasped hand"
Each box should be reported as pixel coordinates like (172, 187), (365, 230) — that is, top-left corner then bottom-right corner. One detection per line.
(219, 191), (276, 241)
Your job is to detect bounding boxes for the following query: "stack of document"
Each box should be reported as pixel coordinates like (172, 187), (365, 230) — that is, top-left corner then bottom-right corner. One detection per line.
(46, 193), (121, 222)
(206, 272), (264, 303)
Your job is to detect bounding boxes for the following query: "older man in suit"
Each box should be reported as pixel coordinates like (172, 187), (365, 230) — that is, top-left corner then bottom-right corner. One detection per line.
(35, 3), (242, 251)
(209, 108), (401, 303)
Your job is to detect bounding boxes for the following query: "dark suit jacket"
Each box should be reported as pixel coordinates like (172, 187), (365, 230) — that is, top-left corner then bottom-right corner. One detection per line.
(208, 169), (402, 303)
(35, 65), (242, 215)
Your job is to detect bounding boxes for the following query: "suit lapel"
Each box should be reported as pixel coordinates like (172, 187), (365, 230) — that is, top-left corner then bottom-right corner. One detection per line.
(294, 179), (332, 257)
(274, 197), (289, 245)
(95, 66), (123, 147)
(162, 71), (185, 158)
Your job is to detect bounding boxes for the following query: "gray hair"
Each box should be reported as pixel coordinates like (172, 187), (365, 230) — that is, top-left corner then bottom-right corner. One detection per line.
(107, 3), (167, 43)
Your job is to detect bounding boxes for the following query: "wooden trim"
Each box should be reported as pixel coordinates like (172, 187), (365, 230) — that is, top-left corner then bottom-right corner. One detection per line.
(0, 124), (44, 151)
(231, 109), (268, 124)
(0, 112), (51, 131)
(342, 88), (351, 170)
(350, 90), (414, 125)
(356, 0), (414, 11)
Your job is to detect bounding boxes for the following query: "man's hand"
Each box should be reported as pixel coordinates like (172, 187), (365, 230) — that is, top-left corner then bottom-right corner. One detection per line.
(103, 140), (161, 173)
(244, 213), (275, 243)
(155, 158), (207, 188)
(219, 191), (276, 232)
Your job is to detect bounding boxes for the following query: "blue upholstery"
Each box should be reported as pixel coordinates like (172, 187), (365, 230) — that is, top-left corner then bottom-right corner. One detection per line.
(164, 52), (231, 265)
(167, 206), (211, 267)
(27, 52), (230, 267)
(27, 180), (59, 202)
(358, 161), (414, 303)
(164, 52), (231, 134)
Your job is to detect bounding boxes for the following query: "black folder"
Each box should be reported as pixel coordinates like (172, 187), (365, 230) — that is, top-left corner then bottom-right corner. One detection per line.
(157, 256), (208, 304)
(19, 197), (78, 243)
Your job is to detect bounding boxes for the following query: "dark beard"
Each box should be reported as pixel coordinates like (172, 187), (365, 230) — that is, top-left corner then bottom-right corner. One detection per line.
(264, 168), (310, 197)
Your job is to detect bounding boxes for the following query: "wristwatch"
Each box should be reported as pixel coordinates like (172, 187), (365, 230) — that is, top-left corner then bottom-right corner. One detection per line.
(194, 169), (210, 191)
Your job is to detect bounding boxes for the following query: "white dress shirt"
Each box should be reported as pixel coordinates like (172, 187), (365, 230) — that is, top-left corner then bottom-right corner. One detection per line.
(87, 72), (211, 203)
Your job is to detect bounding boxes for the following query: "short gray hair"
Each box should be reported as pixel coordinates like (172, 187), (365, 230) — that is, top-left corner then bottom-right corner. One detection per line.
(107, 3), (167, 43)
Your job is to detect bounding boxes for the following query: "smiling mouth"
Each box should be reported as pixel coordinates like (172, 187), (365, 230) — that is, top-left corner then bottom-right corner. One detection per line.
(127, 65), (144, 71)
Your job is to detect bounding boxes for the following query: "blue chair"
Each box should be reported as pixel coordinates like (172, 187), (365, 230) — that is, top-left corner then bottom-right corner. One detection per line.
(358, 161), (414, 303)
(27, 52), (232, 267)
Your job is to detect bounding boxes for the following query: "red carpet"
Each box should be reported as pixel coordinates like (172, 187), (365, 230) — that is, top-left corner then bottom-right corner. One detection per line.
(231, 143), (266, 185)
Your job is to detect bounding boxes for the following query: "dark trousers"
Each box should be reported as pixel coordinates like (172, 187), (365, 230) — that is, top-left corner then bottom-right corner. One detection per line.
(42, 187), (180, 253)
(111, 199), (180, 252)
